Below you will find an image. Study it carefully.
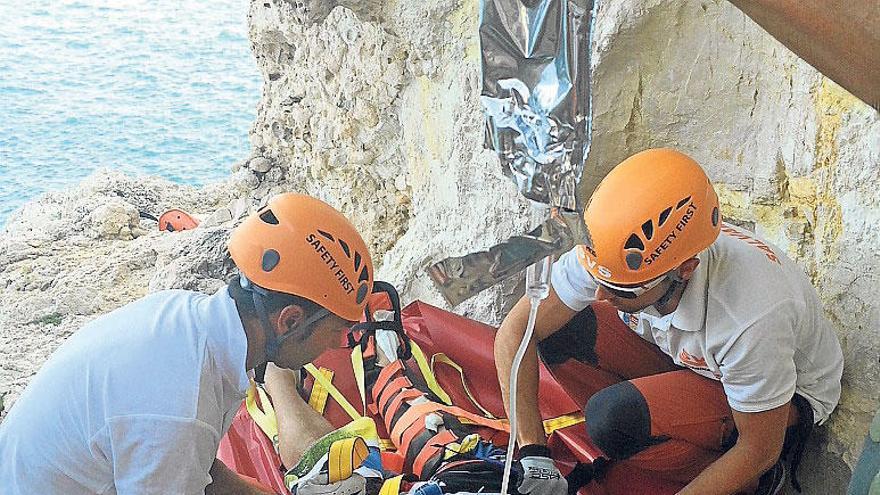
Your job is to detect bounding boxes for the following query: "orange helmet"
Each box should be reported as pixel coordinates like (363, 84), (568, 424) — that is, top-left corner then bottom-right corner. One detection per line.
(228, 193), (374, 321)
(579, 148), (720, 286)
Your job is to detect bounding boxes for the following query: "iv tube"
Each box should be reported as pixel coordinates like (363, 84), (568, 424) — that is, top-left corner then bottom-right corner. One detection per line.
(499, 251), (553, 495)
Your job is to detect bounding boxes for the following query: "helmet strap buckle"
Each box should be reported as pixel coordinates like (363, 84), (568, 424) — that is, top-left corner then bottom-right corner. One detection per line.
(654, 272), (684, 310)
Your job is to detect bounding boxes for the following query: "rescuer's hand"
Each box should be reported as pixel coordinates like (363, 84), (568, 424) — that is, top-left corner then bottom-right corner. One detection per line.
(517, 445), (568, 495)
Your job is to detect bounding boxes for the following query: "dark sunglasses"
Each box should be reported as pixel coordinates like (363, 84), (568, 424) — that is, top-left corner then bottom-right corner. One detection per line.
(591, 274), (670, 299)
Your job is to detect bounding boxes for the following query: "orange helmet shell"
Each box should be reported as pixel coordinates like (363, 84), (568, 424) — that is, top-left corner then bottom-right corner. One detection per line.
(158, 209), (200, 232)
(228, 193), (374, 321)
(579, 148), (721, 285)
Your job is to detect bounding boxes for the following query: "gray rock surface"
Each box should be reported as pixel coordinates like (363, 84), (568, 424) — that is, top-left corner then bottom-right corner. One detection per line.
(0, 170), (253, 411)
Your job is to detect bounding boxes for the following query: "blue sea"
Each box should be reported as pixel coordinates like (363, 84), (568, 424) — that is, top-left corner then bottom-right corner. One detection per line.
(0, 0), (260, 226)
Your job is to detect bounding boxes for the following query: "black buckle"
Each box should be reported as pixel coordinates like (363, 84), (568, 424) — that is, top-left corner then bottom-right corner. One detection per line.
(346, 281), (412, 360)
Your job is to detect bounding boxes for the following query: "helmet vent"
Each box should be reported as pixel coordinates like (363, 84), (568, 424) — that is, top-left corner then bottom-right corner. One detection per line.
(658, 207), (673, 226)
(317, 230), (335, 241)
(358, 266), (370, 283)
(356, 284), (369, 304)
(338, 239), (351, 258)
(641, 220), (654, 240)
(676, 196), (692, 210)
(626, 252), (643, 270)
(259, 209), (279, 225)
(354, 252), (362, 271)
(625, 233), (645, 251)
(712, 207), (720, 226)
(262, 249), (281, 272)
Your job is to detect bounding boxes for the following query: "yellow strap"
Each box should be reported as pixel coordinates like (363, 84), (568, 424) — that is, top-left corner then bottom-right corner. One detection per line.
(544, 413), (585, 435)
(409, 341), (452, 406)
(457, 433), (481, 455)
(351, 347), (367, 416)
(431, 353), (497, 418)
(456, 413), (584, 436)
(337, 417), (381, 447)
(379, 475), (404, 495)
(245, 380), (279, 444)
(307, 368), (334, 414)
(379, 438), (395, 451)
(442, 433), (481, 460)
(305, 363), (361, 421)
(327, 436), (369, 484)
(302, 348), (367, 421)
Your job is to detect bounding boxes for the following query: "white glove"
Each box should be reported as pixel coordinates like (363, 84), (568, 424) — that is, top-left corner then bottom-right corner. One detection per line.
(517, 446), (568, 495)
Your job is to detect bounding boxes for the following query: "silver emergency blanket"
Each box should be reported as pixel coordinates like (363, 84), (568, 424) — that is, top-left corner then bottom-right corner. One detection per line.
(428, 209), (589, 307)
(428, 0), (597, 306)
(481, 0), (596, 211)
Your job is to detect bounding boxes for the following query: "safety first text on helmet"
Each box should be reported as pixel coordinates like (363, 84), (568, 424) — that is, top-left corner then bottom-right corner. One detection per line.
(306, 233), (356, 294)
(644, 202), (697, 266)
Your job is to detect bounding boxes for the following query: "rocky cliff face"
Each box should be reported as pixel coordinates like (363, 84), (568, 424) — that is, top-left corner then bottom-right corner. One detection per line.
(1, 0), (876, 491)
(0, 170), (249, 409)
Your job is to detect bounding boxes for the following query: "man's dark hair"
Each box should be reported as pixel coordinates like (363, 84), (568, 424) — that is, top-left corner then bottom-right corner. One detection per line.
(227, 274), (323, 321)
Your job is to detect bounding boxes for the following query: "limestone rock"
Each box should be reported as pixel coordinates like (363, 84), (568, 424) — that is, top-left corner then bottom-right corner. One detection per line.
(0, 169), (240, 417)
(248, 156), (272, 173)
(147, 228), (236, 293)
(248, 3), (411, 258)
(84, 199), (141, 241)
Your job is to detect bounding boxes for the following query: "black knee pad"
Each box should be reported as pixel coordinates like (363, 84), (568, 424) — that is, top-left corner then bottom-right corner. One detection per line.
(537, 306), (598, 366)
(585, 381), (666, 460)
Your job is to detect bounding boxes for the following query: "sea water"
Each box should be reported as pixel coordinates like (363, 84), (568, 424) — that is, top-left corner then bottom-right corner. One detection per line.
(0, 0), (260, 225)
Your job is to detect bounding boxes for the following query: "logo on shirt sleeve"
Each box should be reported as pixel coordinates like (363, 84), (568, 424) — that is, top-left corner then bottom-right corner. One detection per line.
(619, 312), (640, 331)
(678, 349), (720, 378)
(720, 225), (781, 265)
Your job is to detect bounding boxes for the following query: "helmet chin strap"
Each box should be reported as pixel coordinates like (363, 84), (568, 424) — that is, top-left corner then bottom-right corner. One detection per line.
(653, 272), (685, 311)
(239, 274), (332, 382)
(240, 275), (282, 375)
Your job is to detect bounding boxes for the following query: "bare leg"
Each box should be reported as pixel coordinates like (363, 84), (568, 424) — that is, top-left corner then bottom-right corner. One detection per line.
(263, 363), (334, 469)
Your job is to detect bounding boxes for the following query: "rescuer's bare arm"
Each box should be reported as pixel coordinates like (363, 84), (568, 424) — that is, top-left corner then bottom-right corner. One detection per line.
(494, 287), (578, 446)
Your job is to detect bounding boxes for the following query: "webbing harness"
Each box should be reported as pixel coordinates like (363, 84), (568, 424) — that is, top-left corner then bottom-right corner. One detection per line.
(245, 379), (378, 486)
(243, 281), (586, 493)
(247, 341), (585, 492)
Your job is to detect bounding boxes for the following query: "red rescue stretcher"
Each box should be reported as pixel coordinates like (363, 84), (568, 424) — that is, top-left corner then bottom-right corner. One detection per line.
(218, 298), (684, 495)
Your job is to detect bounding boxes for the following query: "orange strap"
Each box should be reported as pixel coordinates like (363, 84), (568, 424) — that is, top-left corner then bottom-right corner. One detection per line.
(412, 429), (458, 478)
(391, 403), (437, 447)
(399, 420), (433, 462)
(372, 361), (406, 404)
(456, 414), (586, 437)
(437, 403), (509, 432)
(382, 389), (423, 429)
(391, 402), (509, 448)
(378, 376), (416, 415)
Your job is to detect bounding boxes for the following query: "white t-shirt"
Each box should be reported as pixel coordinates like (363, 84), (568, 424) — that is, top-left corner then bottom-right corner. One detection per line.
(550, 223), (843, 424)
(0, 288), (250, 494)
